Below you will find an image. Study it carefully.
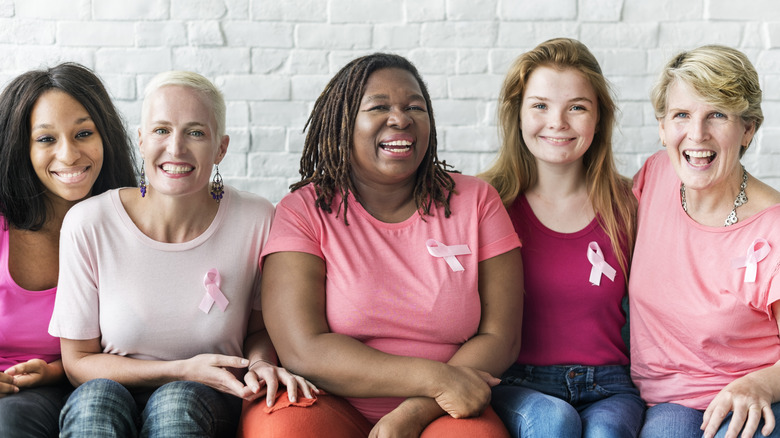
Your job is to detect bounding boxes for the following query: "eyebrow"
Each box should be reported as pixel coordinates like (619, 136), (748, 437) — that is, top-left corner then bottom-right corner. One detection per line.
(363, 93), (426, 103)
(149, 120), (209, 129)
(32, 116), (93, 131)
(525, 96), (594, 104)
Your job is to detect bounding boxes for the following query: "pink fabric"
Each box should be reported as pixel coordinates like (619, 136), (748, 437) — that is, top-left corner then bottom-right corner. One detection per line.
(630, 151), (780, 409)
(49, 187), (271, 361)
(0, 218), (60, 370)
(508, 195), (629, 367)
(262, 173), (520, 423)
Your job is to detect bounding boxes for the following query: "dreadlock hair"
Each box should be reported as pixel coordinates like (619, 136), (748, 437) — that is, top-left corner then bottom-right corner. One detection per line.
(292, 52), (455, 225)
(479, 38), (636, 278)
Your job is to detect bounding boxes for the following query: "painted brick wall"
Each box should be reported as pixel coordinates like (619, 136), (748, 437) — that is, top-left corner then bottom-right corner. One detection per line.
(3, 0), (780, 202)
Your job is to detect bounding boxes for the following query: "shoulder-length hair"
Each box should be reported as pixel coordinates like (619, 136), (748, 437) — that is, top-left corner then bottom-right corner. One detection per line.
(293, 52), (455, 224)
(479, 38), (636, 276)
(0, 62), (137, 230)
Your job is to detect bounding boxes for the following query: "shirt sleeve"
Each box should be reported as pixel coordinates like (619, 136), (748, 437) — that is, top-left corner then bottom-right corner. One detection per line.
(48, 204), (102, 340)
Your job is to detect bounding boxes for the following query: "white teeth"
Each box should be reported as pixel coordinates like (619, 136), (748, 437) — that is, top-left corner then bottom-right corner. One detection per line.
(381, 140), (412, 147)
(161, 164), (194, 173)
(685, 150), (714, 158)
(56, 169), (86, 178)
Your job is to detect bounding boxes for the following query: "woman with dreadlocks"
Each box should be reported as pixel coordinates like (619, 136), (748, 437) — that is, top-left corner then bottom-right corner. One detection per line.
(237, 53), (523, 438)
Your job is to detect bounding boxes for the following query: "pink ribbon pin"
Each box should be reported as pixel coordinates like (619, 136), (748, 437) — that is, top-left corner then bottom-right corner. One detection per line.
(199, 268), (229, 314)
(587, 242), (616, 286)
(731, 238), (771, 283)
(426, 239), (471, 272)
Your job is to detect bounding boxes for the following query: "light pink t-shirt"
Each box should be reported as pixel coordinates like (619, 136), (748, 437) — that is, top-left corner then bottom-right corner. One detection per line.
(630, 152), (780, 409)
(0, 218), (60, 370)
(49, 187), (272, 361)
(262, 173), (521, 423)
(508, 195), (629, 367)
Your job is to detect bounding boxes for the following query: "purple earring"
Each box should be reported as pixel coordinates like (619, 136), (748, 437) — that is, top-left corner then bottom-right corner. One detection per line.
(210, 165), (224, 203)
(139, 160), (147, 198)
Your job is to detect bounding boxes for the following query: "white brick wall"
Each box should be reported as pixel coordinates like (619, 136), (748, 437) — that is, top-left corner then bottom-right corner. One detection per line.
(3, 0), (780, 202)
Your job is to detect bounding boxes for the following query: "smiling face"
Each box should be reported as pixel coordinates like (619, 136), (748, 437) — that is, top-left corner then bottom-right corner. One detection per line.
(520, 66), (599, 170)
(659, 80), (755, 194)
(29, 89), (104, 205)
(351, 67), (430, 190)
(139, 85), (228, 199)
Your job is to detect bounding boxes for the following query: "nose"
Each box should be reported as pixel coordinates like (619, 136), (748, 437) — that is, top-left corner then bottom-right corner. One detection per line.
(547, 110), (568, 130)
(387, 107), (412, 129)
(55, 138), (81, 165)
(688, 117), (709, 143)
(167, 130), (186, 156)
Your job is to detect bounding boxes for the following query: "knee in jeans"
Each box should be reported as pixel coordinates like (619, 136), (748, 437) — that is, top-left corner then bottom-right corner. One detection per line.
(65, 378), (132, 412)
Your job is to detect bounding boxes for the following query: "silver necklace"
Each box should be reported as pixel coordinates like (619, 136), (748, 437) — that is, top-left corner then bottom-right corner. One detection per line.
(680, 166), (748, 227)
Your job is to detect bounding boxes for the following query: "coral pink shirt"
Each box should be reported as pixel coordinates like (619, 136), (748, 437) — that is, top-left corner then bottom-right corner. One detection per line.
(0, 218), (60, 370)
(262, 173), (520, 423)
(630, 152), (780, 409)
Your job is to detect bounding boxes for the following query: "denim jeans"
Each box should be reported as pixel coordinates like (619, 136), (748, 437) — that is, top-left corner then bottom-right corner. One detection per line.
(60, 378), (242, 438)
(641, 402), (780, 438)
(492, 363), (645, 438)
(0, 382), (72, 438)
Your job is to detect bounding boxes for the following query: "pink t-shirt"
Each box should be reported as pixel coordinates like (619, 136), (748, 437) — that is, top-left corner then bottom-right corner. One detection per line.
(262, 173), (520, 423)
(0, 218), (60, 370)
(630, 152), (780, 409)
(49, 187), (271, 361)
(508, 195), (629, 366)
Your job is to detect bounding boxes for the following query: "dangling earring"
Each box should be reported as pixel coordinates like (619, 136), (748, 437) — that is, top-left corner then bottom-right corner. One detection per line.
(139, 160), (147, 198)
(210, 165), (224, 203)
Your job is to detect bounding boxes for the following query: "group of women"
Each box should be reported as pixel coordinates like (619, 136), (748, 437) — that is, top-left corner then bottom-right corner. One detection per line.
(0, 37), (778, 438)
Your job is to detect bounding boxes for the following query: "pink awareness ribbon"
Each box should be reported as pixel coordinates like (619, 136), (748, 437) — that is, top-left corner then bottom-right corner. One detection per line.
(426, 239), (471, 272)
(730, 238), (771, 283)
(199, 268), (229, 313)
(587, 241), (616, 286)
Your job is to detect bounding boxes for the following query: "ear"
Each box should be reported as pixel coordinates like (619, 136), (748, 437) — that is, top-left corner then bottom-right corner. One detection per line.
(658, 118), (666, 148)
(741, 120), (756, 148)
(137, 128), (145, 159)
(214, 135), (229, 165)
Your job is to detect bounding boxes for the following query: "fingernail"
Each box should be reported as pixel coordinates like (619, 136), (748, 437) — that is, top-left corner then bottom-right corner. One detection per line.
(240, 359), (249, 366)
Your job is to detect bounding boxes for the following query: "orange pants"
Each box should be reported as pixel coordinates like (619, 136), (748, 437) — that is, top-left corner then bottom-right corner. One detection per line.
(237, 394), (509, 438)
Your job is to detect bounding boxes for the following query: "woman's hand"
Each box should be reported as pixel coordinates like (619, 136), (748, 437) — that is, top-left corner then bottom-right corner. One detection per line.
(431, 365), (499, 419)
(179, 353), (254, 399)
(243, 359), (319, 405)
(5, 358), (64, 389)
(369, 398), (430, 438)
(0, 371), (18, 398)
(702, 372), (776, 438)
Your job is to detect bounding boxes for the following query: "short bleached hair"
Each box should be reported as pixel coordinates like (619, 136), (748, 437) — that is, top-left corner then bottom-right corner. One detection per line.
(142, 70), (226, 138)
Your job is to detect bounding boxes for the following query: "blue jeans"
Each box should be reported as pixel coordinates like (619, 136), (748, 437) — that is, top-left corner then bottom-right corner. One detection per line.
(641, 402), (780, 438)
(60, 378), (242, 438)
(0, 382), (72, 438)
(492, 364), (645, 438)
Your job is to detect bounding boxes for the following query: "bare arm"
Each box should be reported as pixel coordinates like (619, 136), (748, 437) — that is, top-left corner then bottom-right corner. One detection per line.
(60, 337), (253, 399)
(242, 309), (318, 405)
(263, 248), (523, 429)
(370, 248), (524, 436)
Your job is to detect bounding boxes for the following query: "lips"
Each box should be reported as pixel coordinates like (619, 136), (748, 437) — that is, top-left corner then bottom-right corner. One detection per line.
(160, 163), (194, 174)
(684, 150), (715, 166)
(379, 139), (412, 153)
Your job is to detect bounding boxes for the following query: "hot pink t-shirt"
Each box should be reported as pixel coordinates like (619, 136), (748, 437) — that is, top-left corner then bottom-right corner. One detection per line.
(630, 152), (780, 409)
(0, 218), (60, 370)
(508, 195), (629, 366)
(262, 173), (521, 423)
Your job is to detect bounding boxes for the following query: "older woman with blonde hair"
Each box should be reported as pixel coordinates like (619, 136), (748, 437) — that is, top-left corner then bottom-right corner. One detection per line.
(630, 45), (780, 438)
(50, 70), (314, 437)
